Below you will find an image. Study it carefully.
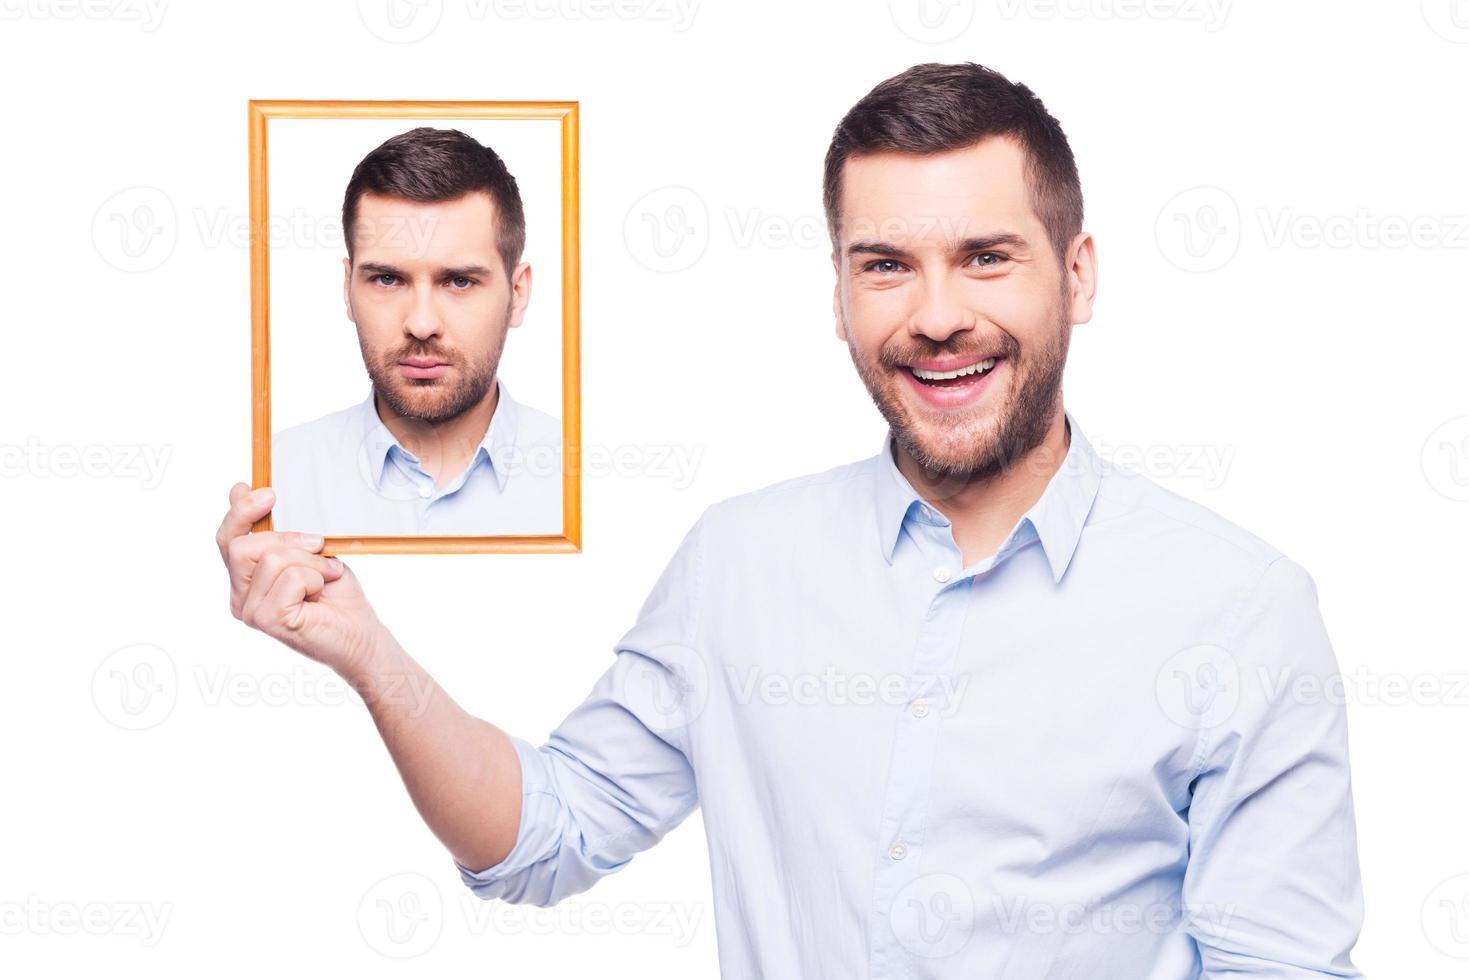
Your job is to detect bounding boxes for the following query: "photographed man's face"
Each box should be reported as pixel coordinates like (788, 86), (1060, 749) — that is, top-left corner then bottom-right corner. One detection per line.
(832, 135), (1093, 480)
(343, 190), (531, 426)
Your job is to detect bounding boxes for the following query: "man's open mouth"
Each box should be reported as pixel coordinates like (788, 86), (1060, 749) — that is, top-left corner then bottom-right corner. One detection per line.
(904, 356), (1002, 387)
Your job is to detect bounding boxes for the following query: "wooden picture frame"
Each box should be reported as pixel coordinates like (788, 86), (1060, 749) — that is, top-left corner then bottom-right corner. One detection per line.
(247, 99), (581, 554)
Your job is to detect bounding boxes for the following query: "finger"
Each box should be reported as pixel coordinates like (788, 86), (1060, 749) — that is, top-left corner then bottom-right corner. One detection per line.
(216, 485), (277, 564)
(255, 564), (328, 636)
(230, 538), (331, 620)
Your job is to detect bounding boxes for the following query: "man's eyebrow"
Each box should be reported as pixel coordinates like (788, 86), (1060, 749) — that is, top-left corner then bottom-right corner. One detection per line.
(356, 261), (496, 278)
(845, 232), (1032, 258)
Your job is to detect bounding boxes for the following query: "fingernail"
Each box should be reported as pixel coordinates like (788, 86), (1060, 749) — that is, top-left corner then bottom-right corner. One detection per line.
(253, 487), (275, 504)
(301, 533), (324, 550)
(327, 556), (343, 572)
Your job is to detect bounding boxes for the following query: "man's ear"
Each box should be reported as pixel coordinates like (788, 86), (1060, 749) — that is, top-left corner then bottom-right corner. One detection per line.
(831, 252), (848, 343)
(342, 256), (354, 322)
(1065, 232), (1098, 326)
(506, 261), (532, 329)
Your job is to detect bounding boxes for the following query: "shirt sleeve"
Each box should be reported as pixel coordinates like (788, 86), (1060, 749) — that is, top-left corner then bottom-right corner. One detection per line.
(453, 510), (708, 906)
(1183, 555), (1366, 977)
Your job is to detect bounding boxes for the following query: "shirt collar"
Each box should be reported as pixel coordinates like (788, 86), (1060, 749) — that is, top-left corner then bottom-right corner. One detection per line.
(353, 376), (520, 494)
(872, 408), (1103, 583)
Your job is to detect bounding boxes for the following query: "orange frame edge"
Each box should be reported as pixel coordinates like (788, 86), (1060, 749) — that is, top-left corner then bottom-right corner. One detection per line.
(247, 100), (582, 555)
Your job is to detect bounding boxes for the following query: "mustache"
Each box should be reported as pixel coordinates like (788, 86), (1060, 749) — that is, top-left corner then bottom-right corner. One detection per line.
(878, 333), (1019, 370)
(388, 343), (459, 364)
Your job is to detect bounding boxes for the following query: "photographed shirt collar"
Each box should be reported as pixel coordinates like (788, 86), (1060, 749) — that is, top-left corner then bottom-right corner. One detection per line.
(353, 376), (520, 495)
(873, 408), (1103, 583)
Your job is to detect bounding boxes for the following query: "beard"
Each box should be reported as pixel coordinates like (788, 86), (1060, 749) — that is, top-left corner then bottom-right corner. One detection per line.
(847, 291), (1072, 485)
(360, 334), (503, 427)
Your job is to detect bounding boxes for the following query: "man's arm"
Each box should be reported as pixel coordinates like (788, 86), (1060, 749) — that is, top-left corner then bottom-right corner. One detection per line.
(217, 482), (704, 902)
(1183, 556), (1366, 977)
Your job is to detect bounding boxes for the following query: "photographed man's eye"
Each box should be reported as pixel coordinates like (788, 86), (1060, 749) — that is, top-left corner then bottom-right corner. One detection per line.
(448, 276), (474, 289)
(867, 259), (906, 275)
(969, 252), (1005, 267)
(370, 273), (399, 287)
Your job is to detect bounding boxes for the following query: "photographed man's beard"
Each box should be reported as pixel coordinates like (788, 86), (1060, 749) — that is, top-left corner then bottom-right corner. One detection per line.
(362, 340), (501, 427)
(848, 301), (1071, 483)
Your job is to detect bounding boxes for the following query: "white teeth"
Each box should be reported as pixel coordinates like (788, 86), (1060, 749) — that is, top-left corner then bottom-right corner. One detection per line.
(910, 357), (996, 381)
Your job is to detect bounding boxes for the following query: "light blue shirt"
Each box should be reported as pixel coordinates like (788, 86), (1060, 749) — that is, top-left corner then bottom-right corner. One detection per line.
(457, 410), (1364, 978)
(270, 377), (562, 537)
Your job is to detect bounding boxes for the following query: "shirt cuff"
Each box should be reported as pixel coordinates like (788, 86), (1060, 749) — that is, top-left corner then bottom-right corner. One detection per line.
(452, 732), (556, 887)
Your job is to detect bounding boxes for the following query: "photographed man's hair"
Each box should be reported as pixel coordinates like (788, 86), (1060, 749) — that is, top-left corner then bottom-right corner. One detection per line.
(342, 126), (526, 277)
(823, 62), (1084, 266)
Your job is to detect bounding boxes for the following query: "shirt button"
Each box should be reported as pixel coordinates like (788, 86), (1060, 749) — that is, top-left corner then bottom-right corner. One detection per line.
(932, 567), (951, 583)
(417, 485), (432, 499)
(911, 700), (930, 719)
(888, 841), (908, 861)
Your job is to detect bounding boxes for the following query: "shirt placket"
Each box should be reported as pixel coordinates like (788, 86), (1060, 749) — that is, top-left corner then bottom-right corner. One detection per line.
(869, 510), (977, 978)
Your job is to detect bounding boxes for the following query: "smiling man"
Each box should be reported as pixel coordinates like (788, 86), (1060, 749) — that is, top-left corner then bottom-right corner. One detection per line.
(219, 64), (1364, 977)
(270, 127), (563, 537)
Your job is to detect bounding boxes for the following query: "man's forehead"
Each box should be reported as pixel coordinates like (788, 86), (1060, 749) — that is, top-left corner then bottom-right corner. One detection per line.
(352, 190), (498, 258)
(838, 137), (1034, 245)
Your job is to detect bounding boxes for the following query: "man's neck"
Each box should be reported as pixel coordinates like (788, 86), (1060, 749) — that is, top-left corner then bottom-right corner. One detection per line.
(895, 410), (1070, 568)
(375, 379), (499, 489)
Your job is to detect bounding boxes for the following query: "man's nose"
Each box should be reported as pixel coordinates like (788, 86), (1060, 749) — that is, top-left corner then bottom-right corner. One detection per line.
(907, 276), (974, 343)
(403, 284), (442, 341)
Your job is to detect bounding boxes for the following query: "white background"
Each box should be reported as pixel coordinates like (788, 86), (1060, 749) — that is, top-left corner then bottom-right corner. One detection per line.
(2, 1), (1467, 976)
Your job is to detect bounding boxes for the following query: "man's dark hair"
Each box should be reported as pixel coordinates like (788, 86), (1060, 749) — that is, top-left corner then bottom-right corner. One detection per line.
(823, 62), (1083, 266)
(342, 126), (526, 277)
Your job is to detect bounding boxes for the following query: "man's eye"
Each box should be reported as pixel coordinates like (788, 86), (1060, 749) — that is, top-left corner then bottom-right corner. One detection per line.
(865, 259), (907, 275)
(448, 276), (475, 289)
(969, 252), (1007, 268)
(370, 274), (399, 286)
